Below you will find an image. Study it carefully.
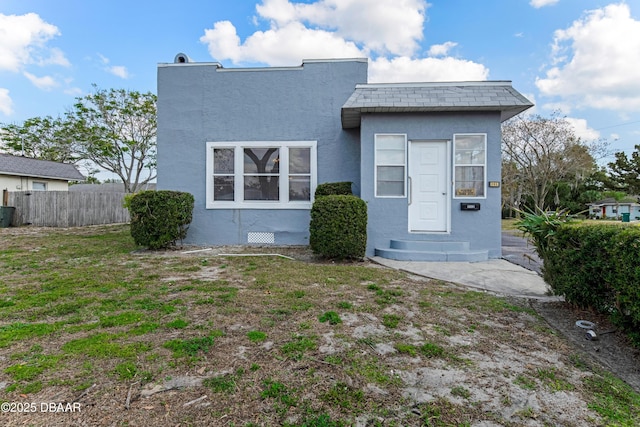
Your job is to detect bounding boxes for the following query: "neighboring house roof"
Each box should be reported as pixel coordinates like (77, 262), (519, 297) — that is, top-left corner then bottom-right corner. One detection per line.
(0, 153), (85, 181)
(341, 81), (534, 129)
(69, 183), (157, 192)
(589, 197), (640, 206)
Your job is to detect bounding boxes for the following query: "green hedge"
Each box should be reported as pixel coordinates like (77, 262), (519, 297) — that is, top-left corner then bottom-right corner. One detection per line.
(127, 190), (194, 250)
(309, 195), (367, 260)
(542, 223), (640, 342)
(314, 182), (353, 198)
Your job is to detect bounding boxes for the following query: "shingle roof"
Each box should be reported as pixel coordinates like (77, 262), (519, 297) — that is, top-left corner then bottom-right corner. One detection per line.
(69, 183), (156, 192)
(590, 197), (640, 206)
(0, 153), (85, 181)
(341, 81), (534, 128)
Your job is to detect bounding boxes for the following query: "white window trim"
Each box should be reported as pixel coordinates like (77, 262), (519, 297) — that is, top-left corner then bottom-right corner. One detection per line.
(452, 133), (487, 200)
(374, 133), (407, 198)
(206, 140), (317, 209)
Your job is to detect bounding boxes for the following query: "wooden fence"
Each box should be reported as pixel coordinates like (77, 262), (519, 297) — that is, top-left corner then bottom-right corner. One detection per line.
(7, 191), (130, 227)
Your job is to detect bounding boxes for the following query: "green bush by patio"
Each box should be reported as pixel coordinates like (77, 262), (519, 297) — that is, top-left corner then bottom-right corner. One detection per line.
(309, 194), (367, 260)
(127, 190), (194, 250)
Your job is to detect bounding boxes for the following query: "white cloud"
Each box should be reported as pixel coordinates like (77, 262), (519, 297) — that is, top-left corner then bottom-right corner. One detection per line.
(64, 87), (83, 96)
(255, 0), (428, 56)
(98, 53), (110, 65)
(201, 0), (428, 63)
(369, 56), (489, 83)
(540, 101), (573, 114)
(108, 65), (130, 79)
(201, 20), (364, 66)
(428, 41), (457, 57)
(0, 13), (65, 72)
(96, 54), (130, 79)
(565, 117), (600, 141)
(530, 0), (559, 8)
(40, 47), (70, 67)
(0, 88), (13, 116)
(23, 71), (58, 90)
(536, 3), (640, 112)
(201, 0), (489, 84)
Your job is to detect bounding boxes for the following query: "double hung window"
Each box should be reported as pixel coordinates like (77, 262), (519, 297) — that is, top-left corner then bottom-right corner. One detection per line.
(453, 134), (486, 198)
(375, 134), (406, 197)
(207, 141), (316, 208)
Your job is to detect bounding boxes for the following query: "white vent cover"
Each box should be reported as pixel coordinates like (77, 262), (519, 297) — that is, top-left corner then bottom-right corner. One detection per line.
(248, 232), (275, 244)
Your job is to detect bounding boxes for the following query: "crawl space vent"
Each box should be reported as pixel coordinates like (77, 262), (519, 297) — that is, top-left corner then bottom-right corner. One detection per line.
(247, 232), (275, 244)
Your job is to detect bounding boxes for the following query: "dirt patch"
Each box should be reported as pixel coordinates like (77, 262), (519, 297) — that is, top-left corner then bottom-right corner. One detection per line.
(532, 299), (640, 392)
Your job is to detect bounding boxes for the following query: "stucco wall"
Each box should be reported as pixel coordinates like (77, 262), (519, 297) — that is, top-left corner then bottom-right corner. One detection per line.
(157, 59), (367, 245)
(0, 175), (70, 192)
(360, 112), (503, 258)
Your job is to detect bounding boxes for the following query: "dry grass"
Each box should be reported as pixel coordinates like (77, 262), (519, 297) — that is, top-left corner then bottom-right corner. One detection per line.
(0, 224), (638, 426)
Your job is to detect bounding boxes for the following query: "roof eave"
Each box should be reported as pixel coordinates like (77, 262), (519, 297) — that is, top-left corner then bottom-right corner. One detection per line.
(341, 103), (534, 129)
(0, 171), (85, 181)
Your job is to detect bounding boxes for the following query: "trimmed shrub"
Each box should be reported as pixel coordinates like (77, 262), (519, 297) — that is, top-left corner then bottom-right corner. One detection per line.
(315, 182), (353, 198)
(309, 195), (367, 260)
(542, 223), (619, 311)
(128, 190), (194, 250)
(537, 221), (640, 345)
(606, 227), (640, 338)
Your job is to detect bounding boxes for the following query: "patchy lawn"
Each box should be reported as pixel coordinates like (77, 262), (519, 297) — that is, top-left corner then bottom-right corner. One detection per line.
(0, 224), (638, 426)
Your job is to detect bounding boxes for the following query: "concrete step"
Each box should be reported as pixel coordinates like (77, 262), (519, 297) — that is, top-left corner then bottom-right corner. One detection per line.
(375, 240), (488, 262)
(389, 239), (469, 252)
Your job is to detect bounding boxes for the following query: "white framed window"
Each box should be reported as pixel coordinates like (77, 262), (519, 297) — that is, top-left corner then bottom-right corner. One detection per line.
(453, 133), (486, 198)
(206, 141), (317, 209)
(32, 181), (47, 191)
(375, 134), (406, 197)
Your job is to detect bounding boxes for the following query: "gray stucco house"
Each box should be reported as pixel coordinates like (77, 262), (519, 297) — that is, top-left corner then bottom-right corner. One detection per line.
(157, 55), (532, 261)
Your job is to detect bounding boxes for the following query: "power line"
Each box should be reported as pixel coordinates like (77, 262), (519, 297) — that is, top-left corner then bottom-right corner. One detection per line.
(595, 119), (640, 131)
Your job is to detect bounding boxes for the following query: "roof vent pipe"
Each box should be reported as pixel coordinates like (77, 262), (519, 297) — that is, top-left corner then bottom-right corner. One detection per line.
(174, 53), (192, 64)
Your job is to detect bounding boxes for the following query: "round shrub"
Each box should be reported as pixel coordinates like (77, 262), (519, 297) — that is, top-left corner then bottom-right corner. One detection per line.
(128, 190), (194, 249)
(309, 194), (367, 260)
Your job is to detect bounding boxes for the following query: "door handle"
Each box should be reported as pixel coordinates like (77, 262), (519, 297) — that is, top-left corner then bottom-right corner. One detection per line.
(408, 177), (412, 205)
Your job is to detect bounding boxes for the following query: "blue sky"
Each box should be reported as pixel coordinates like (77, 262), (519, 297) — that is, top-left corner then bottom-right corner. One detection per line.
(2, 0), (640, 166)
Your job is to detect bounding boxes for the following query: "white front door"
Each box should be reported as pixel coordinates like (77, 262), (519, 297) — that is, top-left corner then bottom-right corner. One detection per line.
(408, 141), (449, 232)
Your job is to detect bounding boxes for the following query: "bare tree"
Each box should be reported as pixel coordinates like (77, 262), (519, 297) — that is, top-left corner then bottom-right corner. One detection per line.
(502, 112), (596, 212)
